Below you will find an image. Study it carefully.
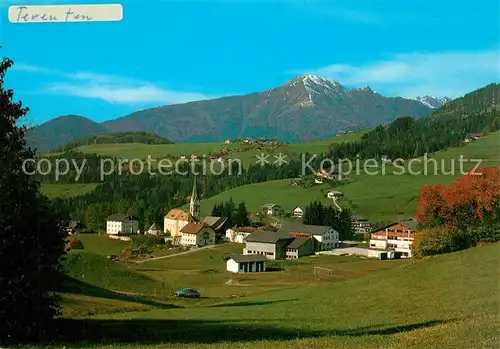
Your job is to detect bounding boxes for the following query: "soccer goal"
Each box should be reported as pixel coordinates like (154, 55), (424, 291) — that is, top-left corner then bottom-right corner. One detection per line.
(312, 266), (334, 279)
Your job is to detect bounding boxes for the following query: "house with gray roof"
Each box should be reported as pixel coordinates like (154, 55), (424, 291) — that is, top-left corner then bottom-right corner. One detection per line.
(279, 222), (340, 251)
(243, 230), (294, 260)
(146, 223), (162, 236)
(106, 214), (139, 235)
(285, 237), (315, 259)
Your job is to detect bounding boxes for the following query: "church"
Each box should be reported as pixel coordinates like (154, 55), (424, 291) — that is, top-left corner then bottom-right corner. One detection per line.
(163, 176), (228, 246)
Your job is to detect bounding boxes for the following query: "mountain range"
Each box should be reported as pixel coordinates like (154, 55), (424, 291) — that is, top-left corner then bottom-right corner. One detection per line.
(26, 74), (451, 153)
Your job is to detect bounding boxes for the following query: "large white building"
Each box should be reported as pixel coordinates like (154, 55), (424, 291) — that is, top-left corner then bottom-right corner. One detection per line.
(280, 222), (340, 251)
(369, 219), (418, 258)
(106, 214), (139, 235)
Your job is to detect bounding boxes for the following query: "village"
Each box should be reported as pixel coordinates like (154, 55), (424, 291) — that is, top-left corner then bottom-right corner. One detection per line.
(67, 174), (420, 274)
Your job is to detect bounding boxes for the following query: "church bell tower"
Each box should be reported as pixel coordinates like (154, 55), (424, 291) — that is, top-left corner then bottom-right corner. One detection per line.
(189, 175), (200, 219)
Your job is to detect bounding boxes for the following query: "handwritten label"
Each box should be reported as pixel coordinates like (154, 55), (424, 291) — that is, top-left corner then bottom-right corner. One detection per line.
(8, 4), (123, 23)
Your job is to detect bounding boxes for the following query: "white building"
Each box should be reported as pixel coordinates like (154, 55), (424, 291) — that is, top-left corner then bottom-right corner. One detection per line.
(179, 222), (216, 247)
(327, 190), (344, 199)
(225, 254), (267, 273)
(106, 214), (139, 235)
(146, 223), (162, 235)
(369, 219), (418, 258)
(225, 227), (257, 243)
(292, 206), (305, 218)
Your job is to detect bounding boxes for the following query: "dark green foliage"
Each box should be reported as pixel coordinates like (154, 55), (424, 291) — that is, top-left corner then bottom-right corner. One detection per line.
(131, 235), (165, 249)
(51, 131), (173, 153)
(0, 58), (67, 342)
(233, 201), (250, 227)
(70, 239), (85, 250)
(302, 201), (354, 240)
(211, 199), (249, 227)
(411, 228), (475, 259)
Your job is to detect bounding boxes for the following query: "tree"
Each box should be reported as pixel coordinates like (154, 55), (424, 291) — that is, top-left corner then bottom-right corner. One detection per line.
(233, 201), (250, 227)
(0, 58), (67, 341)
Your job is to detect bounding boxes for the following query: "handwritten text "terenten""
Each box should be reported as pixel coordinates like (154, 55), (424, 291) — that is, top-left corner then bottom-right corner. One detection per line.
(8, 4), (123, 23)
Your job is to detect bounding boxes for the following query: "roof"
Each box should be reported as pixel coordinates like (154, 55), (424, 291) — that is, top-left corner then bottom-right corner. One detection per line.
(180, 222), (211, 235)
(372, 218), (419, 233)
(262, 203), (280, 209)
(230, 226), (259, 233)
(165, 209), (195, 221)
(203, 216), (227, 230)
(148, 223), (161, 231)
(287, 237), (312, 249)
(293, 206), (306, 211)
(279, 222), (333, 236)
(225, 254), (267, 263)
(244, 230), (294, 244)
(106, 214), (136, 222)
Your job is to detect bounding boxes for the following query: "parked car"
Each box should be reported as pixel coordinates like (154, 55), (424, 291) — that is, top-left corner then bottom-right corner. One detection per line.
(174, 288), (200, 298)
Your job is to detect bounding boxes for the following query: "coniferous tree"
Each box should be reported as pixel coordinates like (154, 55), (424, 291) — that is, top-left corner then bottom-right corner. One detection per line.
(0, 58), (67, 341)
(233, 201), (250, 227)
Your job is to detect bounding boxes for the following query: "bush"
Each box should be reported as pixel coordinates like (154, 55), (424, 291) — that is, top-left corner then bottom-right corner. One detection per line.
(69, 239), (84, 250)
(131, 235), (165, 249)
(411, 228), (474, 259)
(471, 217), (500, 243)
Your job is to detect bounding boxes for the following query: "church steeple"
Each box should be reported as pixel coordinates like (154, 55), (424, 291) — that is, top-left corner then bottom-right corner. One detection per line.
(189, 175), (200, 219)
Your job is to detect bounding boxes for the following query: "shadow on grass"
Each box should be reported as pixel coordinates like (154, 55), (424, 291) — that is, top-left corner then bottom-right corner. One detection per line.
(207, 299), (298, 307)
(32, 318), (455, 345)
(60, 275), (182, 309)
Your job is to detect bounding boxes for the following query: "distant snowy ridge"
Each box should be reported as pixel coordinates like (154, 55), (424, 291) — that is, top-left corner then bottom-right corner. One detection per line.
(413, 96), (452, 109)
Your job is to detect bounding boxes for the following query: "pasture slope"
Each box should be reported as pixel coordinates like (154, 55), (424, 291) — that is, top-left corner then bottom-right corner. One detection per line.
(202, 130), (500, 222)
(28, 241), (500, 349)
(40, 130), (499, 220)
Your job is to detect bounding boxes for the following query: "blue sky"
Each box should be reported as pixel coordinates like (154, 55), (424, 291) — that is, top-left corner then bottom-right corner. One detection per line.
(1, 0), (498, 126)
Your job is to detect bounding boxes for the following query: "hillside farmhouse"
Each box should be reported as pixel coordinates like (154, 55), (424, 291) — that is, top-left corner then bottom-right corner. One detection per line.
(225, 254), (267, 273)
(106, 214), (139, 235)
(163, 176), (222, 246)
(179, 222), (216, 247)
(292, 206), (305, 218)
(369, 218), (418, 258)
(464, 132), (485, 143)
(262, 203), (282, 215)
(327, 190), (344, 199)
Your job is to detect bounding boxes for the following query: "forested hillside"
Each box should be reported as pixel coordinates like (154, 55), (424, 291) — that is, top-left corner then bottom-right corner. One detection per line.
(52, 131), (173, 153)
(327, 84), (500, 160)
(431, 83), (499, 118)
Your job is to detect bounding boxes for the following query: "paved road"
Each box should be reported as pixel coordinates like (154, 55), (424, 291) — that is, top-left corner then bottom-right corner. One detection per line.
(135, 245), (215, 264)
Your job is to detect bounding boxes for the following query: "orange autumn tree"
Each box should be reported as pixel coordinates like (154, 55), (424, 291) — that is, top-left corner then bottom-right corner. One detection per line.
(416, 166), (500, 229)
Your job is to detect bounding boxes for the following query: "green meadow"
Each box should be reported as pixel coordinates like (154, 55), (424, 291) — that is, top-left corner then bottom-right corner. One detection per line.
(27, 240), (499, 349)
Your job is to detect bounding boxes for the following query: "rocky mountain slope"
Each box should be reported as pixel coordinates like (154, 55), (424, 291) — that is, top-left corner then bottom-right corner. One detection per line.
(27, 74), (441, 152)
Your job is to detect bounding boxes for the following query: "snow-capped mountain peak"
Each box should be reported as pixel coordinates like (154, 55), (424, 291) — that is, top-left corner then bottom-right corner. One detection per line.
(413, 96), (452, 109)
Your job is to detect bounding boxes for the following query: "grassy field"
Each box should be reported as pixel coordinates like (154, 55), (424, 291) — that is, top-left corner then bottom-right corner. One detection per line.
(65, 131), (366, 160)
(29, 242), (499, 349)
(41, 183), (98, 198)
(40, 131), (499, 222)
(200, 131), (500, 222)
